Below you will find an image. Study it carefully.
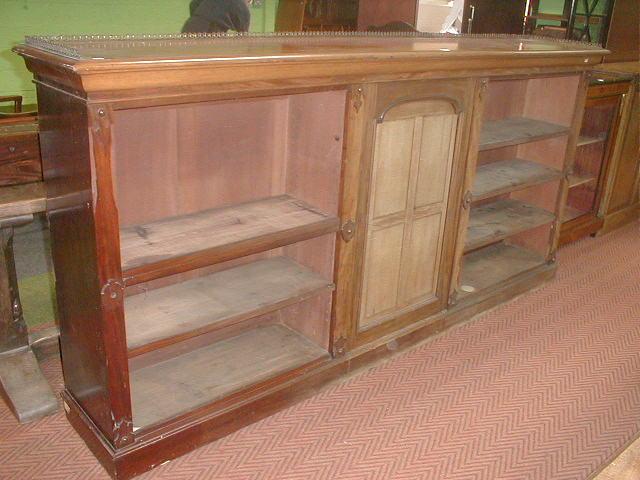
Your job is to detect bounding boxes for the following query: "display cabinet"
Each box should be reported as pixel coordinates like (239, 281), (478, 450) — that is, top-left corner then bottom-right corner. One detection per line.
(15, 33), (605, 479)
(456, 73), (582, 301)
(596, 63), (640, 235)
(560, 70), (635, 244)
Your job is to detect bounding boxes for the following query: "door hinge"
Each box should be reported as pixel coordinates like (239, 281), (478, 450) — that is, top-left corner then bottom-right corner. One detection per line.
(101, 279), (125, 306)
(340, 220), (356, 242)
(462, 190), (473, 209)
(448, 290), (459, 307)
(352, 87), (364, 113)
(333, 337), (348, 357)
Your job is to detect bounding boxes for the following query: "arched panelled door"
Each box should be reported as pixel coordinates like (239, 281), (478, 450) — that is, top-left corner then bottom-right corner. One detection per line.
(343, 79), (479, 346)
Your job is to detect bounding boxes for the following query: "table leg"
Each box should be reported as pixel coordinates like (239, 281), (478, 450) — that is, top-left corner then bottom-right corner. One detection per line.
(0, 216), (57, 422)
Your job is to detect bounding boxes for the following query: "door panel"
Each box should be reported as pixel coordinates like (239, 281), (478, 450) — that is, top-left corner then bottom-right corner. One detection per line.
(398, 212), (442, 305)
(370, 118), (414, 218)
(361, 223), (405, 320)
(359, 98), (459, 329)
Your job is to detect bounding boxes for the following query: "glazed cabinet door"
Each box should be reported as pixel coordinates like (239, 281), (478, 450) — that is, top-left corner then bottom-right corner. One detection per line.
(335, 79), (478, 349)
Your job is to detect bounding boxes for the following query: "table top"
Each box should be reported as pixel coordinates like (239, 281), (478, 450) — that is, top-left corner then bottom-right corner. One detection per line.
(19, 33), (607, 64)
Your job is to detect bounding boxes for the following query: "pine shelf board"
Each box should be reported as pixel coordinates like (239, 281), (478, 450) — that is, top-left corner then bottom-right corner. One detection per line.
(125, 256), (333, 356)
(130, 324), (329, 430)
(472, 158), (562, 201)
(563, 205), (588, 222)
(479, 117), (569, 151)
(465, 199), (555, 252)
(459, 243), (545, 299)
(120, 195), (339, 285)
(577, 134), (606, 147)
(568, 173), (596, 188)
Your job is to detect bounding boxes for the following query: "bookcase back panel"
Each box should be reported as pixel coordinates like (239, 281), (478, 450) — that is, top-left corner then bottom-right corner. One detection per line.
(112, 91), (346, 228)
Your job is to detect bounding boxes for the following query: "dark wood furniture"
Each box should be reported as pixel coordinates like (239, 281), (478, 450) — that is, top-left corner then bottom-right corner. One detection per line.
(594, 62), (640, 235)
(603, 0), (640, 63)
(0, 108), (57, 423)
(0, 181), (57, 423)
(357, 0), (418, 30)
(276, 0), (358, 31)
(462, 0), (528, 34)
(15, 33), (606, 479)
(559, 70), (635, 245)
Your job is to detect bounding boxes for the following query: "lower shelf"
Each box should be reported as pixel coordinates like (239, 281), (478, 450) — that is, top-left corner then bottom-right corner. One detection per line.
(465, 199), (555, 252)
(568, 174), (596, 188)
(459, 243), (545, 299)
(130, 324), (329, 430)
(563, 206), (589, 222)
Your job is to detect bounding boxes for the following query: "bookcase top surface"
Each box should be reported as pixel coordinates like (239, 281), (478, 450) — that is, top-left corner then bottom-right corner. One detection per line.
(19, 33), (606, 64)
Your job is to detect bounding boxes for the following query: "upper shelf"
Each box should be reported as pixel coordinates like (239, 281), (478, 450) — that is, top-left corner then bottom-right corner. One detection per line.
(465, 199), (555, 252)
(473, 159), (562, 201)
(479, 117), (570, 151)
(120, 195), (339, 285)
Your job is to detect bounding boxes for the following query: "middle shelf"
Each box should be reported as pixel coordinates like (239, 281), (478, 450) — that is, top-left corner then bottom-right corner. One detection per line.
(472, 158), (562, 201)
(120, 195), (339, 285)
(125, 256), (334, 356)
(465, 199), (556, 252)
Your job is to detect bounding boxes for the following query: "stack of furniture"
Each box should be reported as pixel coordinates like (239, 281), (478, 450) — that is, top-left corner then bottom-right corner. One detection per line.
(15, 33), (606, 479)
(0, 97), (56, 423)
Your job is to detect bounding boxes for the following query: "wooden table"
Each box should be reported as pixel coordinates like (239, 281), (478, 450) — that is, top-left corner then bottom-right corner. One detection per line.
(0, 127), (57, 422)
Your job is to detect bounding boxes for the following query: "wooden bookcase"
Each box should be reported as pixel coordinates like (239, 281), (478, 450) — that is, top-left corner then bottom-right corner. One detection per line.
(15, 34), (605, 479)
(455, 74), (582, 301)
(560, 71), (635, 244)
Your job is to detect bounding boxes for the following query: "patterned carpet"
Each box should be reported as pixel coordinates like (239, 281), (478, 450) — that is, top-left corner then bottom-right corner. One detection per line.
(1, 221), (639, 480)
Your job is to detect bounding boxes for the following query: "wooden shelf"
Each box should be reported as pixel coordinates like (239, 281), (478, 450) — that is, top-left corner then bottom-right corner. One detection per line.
(125, 257), (333, 356)
(130, 324), (329, 430)
(472, 159), (561, 201)
(120, 195), (339, 285)
(526, 13), (569, 21)
(460, 243), (545, 298)
(563, 205), (588, 222)
(465, 199), (555, 252)
(479, 117), (569, 151)
(577, 134), (606, 147)
(568, 173), (596, 188)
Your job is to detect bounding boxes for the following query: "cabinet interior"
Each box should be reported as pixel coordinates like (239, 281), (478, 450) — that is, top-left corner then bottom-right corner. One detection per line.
(110, 90), (346, 430)
(565, 98), (618, 222)
(459, 75), (580, 298)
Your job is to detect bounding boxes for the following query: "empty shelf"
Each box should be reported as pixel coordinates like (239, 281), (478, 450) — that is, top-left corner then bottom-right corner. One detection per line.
(466, 199), (555, 251)
(130, 324), (329, 429)
(577, 134), (606, 147)
(473, 159), (561, 201)
(480, 117), (569, 151)
(568, 173), (596, 188)
(563, 205), (588, 222)
(460, 244), (545, 298)
(120, 195), (339, 285)
(126, 256), (333, 356)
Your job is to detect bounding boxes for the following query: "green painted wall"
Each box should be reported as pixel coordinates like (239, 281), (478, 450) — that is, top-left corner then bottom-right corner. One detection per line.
(1, 0), (279, 105)
(538, 0), (566, 15)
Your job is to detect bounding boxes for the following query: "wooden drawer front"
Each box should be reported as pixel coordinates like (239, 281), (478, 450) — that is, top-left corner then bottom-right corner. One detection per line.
(359, 99), (458, 329)
(0, 134), (42, 186)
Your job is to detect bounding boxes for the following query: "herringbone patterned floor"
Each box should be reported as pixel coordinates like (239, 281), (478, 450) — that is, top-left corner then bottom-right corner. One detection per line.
(1, 221), (639, 480)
